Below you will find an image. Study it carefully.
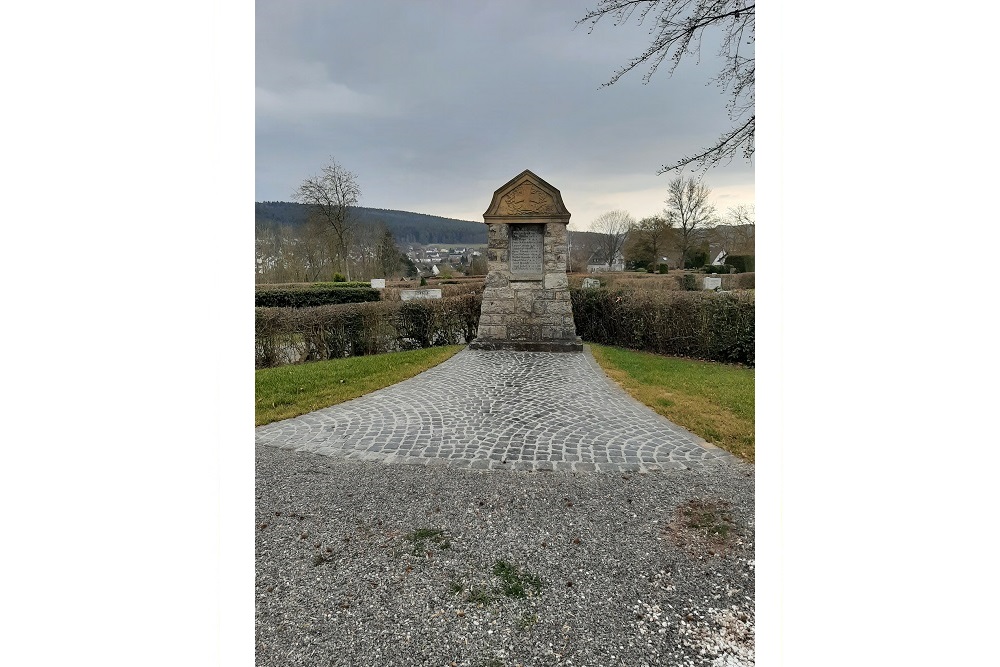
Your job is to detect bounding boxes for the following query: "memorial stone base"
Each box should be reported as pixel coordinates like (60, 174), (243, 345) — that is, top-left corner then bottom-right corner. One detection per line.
(468, 170), (583, 353)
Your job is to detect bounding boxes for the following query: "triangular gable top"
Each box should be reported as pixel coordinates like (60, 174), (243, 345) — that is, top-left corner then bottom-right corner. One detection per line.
(483, 169), (571, 222)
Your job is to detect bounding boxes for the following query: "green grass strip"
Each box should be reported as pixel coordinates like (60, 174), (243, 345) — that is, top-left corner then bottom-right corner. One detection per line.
(255, 346), (464, 426)
(589, 344), (754, 462)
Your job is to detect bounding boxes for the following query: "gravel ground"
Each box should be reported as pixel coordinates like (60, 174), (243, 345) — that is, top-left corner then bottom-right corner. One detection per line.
(256, 445), (755, 666)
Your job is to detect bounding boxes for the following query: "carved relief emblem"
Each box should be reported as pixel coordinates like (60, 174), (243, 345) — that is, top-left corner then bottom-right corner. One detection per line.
(498, 182), (556, 215)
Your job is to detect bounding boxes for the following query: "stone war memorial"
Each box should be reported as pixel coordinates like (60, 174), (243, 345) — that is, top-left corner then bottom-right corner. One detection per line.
(469, 170), (583, 352)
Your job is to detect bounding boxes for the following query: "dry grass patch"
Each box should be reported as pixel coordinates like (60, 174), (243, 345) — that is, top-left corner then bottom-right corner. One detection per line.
(589, 344), (754, 462)
(664, 498), (741, 557)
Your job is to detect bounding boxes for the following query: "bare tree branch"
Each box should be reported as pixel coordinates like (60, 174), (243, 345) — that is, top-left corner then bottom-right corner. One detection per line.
(579, 0), (754, 172)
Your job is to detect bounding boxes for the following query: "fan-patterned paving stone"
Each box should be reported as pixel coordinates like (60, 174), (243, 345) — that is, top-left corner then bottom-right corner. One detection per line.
(255, 347), (740, 472)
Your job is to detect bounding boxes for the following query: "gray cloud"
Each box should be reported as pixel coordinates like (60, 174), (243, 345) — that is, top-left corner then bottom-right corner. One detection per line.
(256, 0), (753, 224)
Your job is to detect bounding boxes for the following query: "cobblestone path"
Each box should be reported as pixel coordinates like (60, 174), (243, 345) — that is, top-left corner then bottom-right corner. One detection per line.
(255, 347), (741, 472)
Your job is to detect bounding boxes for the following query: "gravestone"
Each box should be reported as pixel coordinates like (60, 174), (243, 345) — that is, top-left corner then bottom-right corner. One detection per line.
(469, 169), (582, 352)
(582, 277), (601, 289)
(400, 288), (442, 301)
(370, 278), (386, 289)
(703, 276), (722, 290)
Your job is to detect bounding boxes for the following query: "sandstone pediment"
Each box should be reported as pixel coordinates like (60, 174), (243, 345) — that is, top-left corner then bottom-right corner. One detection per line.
(483, 170), (571, 222)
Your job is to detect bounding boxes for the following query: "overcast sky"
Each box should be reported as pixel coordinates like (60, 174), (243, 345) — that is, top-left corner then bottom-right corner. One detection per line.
(256, 0), (754, 230)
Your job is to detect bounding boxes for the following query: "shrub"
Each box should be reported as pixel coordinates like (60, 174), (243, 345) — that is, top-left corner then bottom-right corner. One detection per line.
(681, 274), (699, 291)
(420, 277), (427, 287)
(333, 273), (347, 283)
(724, 255), (755, 273)
(570, 288), (754, 365)
(658, 263), (669, 274)
(255, 294), (482, 367)
(684, 250), (708, 269)
(254, 287), (381, 308)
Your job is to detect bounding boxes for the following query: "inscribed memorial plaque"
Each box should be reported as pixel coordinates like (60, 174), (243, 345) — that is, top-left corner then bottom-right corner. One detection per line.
(509, 225), (543, 274)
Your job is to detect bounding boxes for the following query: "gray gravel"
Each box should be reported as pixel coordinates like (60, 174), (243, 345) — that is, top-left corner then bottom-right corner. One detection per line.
(256, 446), (755, 666)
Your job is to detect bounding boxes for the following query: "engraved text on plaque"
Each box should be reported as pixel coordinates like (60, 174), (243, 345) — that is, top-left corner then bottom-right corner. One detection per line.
(509, 224), (544, 274)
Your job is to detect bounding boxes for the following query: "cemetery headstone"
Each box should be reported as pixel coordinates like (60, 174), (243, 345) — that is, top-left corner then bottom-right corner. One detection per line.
(370, 278), (386, 289)
(400, 289), (442, 301)
(469, 169), (582, 352)
(582, 277), (601, 289)
(703, 276), (722, 290)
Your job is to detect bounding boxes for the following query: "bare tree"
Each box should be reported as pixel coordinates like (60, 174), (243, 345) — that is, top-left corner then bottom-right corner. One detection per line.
(347, 223), (376, 280)
(567, 230), (601, 273)
(589, 210), (635, 270)
(727, 203), (754, 227)
(255, 221), (298, 284)
(665, 176), (717, 268)
(300, 214), (333, 281)
(713, 203), (755, 257)
(293, 158), (361, 279)
(625, 214), (675, 269)
(579, 0), (754, 172)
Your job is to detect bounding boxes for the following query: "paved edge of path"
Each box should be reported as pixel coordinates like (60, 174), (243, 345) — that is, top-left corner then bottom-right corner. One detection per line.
(579, 344), (739, 457)
(257, 345), (746, 473)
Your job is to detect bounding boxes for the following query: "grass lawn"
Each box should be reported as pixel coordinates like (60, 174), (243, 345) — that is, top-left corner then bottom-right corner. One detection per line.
(255, 345), (464, 426)
(588, 344), (755, 462)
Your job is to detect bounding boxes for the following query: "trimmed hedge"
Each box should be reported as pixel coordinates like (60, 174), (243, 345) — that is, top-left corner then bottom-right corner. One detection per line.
(733, 272), (755, 290)
(254, 286), (381, 308)
(255, 294), (481, 367)
(254, 285), (754, 367)
(570, 288), (754, 365)
(254, 281), (372, 291)
(724, 255), (755, 273)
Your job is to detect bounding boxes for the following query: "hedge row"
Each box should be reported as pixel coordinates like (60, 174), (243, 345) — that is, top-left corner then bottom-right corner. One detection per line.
(254, 281), (372, 291)
(255, 294), (482, 367)
(570, 288), (754, 365)
(255, 288), (753, 368)
(254, 286), (381, 308)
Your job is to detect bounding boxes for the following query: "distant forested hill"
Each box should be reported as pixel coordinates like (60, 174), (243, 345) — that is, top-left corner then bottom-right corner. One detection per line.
(256, 201), (487, 245)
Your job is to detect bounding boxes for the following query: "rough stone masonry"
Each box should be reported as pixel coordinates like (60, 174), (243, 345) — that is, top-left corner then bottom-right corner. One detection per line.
(469, 170), (583, 352)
